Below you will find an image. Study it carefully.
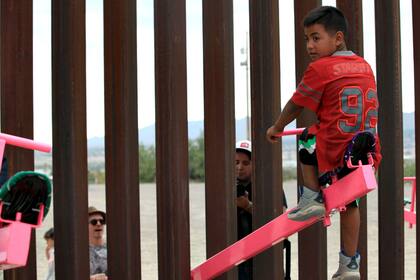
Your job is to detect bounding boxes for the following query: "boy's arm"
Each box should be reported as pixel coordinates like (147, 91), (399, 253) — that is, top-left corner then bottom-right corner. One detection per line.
(266, 99), (303, 143)
(237, 194), (252, 213)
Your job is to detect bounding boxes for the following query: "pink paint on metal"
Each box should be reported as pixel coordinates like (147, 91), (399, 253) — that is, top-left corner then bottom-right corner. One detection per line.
(0, 222), (32, 269)
(403, 177), (416, 228)
(191, 210), (319, 280)
(0, 140), (5, 166)
(0, 204), (45, 228)
(323, 165), (377, 213)
(191, 163), (377, 279)
(0, 133), (51, 269)
(0, 132), (51, 153)
(275, 128), (305, 137)
(404, 211), (416, 227)
(0, 204), (45, 269)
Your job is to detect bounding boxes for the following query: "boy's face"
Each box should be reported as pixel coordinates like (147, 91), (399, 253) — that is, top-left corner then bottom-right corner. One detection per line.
(304, 23), (344, 61)
(236, 151), (252, 183)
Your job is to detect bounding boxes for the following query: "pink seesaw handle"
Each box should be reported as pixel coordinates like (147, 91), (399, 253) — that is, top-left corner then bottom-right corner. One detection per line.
(275, 128), (305, 137)
(0, 132), (51, 153)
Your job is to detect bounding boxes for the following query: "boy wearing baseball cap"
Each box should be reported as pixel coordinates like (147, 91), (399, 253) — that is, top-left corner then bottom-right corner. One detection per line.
(235, 140), (288, 279)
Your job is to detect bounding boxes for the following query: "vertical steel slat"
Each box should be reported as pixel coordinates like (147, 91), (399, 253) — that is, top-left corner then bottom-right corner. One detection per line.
(1, 1), (36, 279)
(374, 0), (404, 279)
(202, 0), (236, 279)
(249, 0), (283, 278)
(104, 0), (141, 279)
(52, 0), (90, 279)
(294, 1), (328, 279)
(154, 0), (190, 278)
(412, 1), (420, 277)
(336, 1), (368, 278)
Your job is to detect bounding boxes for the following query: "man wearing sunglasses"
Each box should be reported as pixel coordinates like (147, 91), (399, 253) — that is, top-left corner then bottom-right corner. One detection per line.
(88, 206), (108, 280)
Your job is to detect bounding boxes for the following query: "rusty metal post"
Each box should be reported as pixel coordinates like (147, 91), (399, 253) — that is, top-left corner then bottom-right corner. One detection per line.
(294, 1), (328, 279)
(52, 0), (90, 279)
(249, 0), (283, 278)
(413, 1), (420, 277)
(104, 0), (141, 279)
(202, 0), (236, 279)
(1, 1), (36, 279)
(154, 0), (190, 278)
(374, 0), (404, 279)
(336, 2), (368, 279)
(337, 1), (364, 56)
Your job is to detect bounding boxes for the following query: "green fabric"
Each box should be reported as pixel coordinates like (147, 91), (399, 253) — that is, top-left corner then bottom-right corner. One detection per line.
(0, 171), (52, 218)
(298, 136), (316, 153)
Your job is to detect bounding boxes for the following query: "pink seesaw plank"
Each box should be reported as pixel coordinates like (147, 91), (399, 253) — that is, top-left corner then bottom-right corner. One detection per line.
(404, 210), (416, 226)
(191, 164), (377, 280)
(403, 177), (416, 228)
(191, 209), (319, 280)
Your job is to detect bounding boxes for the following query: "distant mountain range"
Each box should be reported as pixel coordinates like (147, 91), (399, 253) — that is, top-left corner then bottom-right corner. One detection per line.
(34, 112), (416, 172)
(87, 112), (415, 149)
(87, 117), (297, 149)
(403, 112), (415, 132)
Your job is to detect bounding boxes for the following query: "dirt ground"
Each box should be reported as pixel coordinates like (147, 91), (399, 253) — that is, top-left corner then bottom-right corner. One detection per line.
(31, 181), (415, 279)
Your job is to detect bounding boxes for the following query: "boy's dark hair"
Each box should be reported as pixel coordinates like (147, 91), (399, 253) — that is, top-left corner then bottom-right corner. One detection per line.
(236, 149), (251, 160)
(44, 227), (54, 240)
(303, 6), (348, 37)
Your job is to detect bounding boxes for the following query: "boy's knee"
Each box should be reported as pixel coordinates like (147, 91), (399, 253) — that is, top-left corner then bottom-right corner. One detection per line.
(298, 129), (317, 165)
(298, 149), (317, 165)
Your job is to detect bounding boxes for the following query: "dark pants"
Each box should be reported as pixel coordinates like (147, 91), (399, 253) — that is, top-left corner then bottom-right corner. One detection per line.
(238, 259), (252, 280)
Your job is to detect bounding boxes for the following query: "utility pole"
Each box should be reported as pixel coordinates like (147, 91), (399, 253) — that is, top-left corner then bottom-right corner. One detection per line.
(240, 32), (251, 140)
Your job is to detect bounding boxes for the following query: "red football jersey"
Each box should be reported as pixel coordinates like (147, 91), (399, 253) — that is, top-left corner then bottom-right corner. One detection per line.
(291, 51), (382, 172)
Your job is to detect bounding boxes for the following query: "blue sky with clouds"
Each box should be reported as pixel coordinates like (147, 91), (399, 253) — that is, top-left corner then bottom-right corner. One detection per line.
(32, 0), (414, 144)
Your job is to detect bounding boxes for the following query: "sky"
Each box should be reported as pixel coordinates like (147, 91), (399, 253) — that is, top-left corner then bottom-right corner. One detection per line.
(32, 0), (414, 145)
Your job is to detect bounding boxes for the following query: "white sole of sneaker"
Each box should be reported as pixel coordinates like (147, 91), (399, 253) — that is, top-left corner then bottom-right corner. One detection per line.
(331, 272), (360, 280)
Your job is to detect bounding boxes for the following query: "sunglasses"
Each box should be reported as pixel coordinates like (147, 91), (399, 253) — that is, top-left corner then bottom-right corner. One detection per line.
(89, 218), (106, 226)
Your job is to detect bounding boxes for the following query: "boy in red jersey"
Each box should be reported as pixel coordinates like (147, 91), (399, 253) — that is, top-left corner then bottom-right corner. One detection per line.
(266, 6), (381, 280)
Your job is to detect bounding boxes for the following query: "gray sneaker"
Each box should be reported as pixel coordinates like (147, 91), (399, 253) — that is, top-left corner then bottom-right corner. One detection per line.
(331, 252), (360, 280)
(287, 186), (325, 221)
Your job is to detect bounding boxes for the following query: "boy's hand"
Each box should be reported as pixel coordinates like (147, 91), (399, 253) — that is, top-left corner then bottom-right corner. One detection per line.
(236, 192), (250, 209)
(266, 125), (283, 143)
(236, 192), (252, 213)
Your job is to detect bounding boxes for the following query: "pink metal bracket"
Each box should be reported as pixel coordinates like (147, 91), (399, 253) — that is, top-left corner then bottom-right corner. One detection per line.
(0, 133), (51, 166)
(0, 133), (51, 153)
(403, 177), (416, 228)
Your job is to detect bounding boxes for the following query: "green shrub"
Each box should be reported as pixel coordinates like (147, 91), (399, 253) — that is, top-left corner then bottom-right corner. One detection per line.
(139, 144), (156, 182)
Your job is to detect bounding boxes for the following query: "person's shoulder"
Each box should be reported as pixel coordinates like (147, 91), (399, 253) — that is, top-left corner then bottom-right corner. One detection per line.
(330, 51), (371, 65)
(304, 59), (330, 82)
(312, 51), (358, 65)
(317, 52), (374, 78)
(306, 56), (337, 74)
